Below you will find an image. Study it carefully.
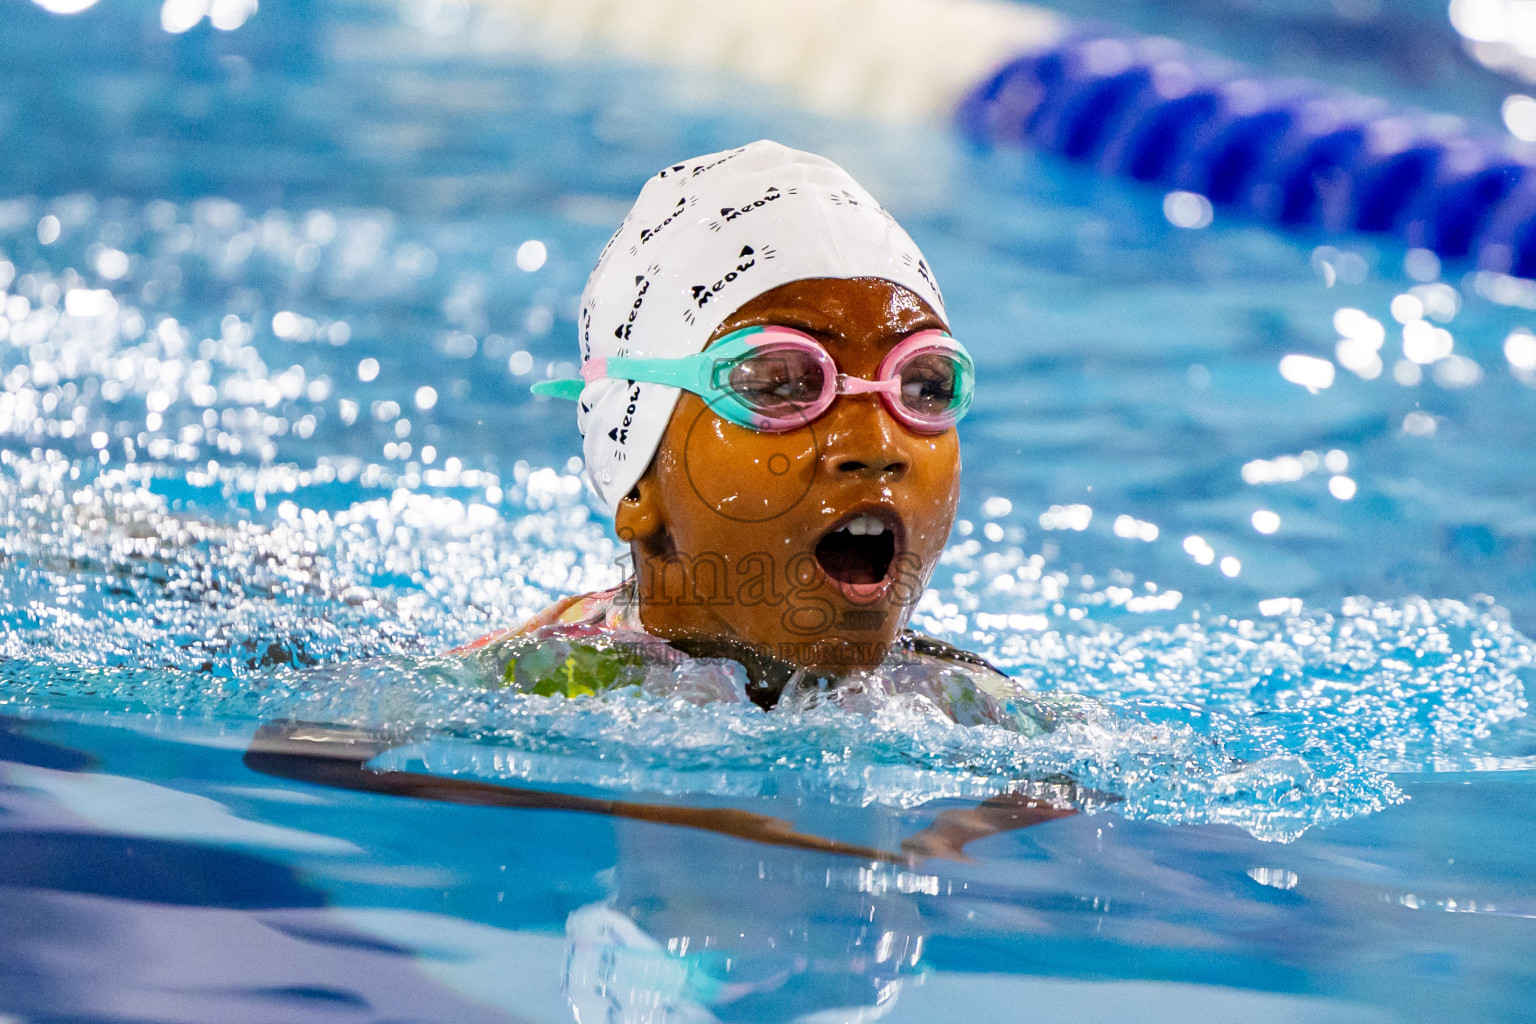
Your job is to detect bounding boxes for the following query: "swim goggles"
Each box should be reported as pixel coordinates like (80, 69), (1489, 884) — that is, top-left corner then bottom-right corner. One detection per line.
(532, 325), (974, 434)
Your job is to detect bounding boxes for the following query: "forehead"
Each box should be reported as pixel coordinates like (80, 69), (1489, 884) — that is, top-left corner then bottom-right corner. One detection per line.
(709, 278), (944, 348)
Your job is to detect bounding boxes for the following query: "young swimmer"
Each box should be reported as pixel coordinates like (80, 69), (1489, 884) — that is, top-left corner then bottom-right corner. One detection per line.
(462, 141), (1065, 733)
(246, 144), (1093, 870)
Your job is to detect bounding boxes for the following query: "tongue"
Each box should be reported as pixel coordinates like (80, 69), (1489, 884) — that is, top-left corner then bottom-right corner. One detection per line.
(814, 529), (895, 585)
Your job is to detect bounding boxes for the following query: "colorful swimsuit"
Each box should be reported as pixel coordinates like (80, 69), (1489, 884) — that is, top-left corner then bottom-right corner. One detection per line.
(458, 583), (1073, 736)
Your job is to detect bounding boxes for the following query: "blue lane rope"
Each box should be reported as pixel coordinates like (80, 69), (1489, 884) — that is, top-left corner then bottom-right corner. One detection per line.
(958, 33), (1536, 275)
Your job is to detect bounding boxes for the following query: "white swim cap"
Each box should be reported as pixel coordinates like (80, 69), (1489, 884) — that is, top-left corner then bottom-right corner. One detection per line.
(573, 139), (947, 514)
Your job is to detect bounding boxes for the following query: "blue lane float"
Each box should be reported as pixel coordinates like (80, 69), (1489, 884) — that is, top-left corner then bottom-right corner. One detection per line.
(959, 32), (1536, 275)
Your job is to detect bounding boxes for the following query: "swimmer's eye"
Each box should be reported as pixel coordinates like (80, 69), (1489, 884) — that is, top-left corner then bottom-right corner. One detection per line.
(727, 350), (825, 409)
(898, 353), (959, 413)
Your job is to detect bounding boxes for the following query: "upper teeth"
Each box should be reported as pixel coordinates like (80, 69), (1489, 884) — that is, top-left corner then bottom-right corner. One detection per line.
(840, 515), (885, 536)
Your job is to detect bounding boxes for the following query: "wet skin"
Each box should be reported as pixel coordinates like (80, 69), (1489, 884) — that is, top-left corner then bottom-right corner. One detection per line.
(615, 277), (961, 677)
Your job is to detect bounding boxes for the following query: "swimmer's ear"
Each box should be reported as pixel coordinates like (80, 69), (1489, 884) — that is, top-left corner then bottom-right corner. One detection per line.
(614, 476), (667, 550)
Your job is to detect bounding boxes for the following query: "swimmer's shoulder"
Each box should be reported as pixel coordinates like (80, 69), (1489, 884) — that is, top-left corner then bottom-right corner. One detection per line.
(895, 629), (1009, 679)
(894, 628), (1097, 735)
(452, 585), (630, 652)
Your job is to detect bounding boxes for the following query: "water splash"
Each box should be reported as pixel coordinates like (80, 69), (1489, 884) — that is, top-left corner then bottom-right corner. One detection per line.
(0, 458), (1529, 842)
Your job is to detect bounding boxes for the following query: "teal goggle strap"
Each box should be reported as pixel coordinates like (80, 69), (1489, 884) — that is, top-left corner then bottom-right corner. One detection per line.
(530, 326), (769, 403)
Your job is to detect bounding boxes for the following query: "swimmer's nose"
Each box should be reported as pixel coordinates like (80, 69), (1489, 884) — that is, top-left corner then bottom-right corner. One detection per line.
(824, 400), (908, 480)
(836, 454), (907, 477)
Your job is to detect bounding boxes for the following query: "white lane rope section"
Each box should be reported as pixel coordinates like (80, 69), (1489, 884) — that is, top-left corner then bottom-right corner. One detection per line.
(474, 0), (1066, 121)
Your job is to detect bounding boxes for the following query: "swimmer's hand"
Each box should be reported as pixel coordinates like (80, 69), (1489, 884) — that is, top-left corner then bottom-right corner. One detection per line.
(899, 791), (1084, 861)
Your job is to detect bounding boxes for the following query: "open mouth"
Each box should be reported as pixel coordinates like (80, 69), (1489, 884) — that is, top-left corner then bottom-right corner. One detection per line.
(813, 510), (901, 586)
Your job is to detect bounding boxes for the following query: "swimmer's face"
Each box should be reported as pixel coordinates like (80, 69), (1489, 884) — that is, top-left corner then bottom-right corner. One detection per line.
(616, 277), (961, 677)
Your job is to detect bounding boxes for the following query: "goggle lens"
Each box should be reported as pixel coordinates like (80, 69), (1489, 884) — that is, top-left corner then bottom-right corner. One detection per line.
(896, 350), (964, 419)
(724, 345), (830, 417)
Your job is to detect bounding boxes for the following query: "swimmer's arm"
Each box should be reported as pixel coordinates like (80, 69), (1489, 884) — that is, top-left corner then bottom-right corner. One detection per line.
(244, 722), (1091, 864)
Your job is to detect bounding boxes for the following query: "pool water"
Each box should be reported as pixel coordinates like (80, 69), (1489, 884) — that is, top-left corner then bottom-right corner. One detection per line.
(1, 2), (1535, 1022)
